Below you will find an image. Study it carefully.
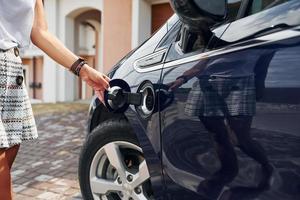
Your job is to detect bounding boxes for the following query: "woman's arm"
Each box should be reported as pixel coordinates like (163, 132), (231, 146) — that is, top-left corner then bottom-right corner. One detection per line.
(168, 59), (209, 91)
(30, 0), (109, 101)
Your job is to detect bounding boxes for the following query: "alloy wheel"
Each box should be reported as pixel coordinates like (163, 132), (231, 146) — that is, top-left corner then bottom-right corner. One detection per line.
(89, 141), (153, 200)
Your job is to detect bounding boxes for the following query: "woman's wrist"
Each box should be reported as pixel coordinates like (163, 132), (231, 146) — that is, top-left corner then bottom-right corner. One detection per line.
(70, 57), (86, 76)
(79, 64), (89, 79)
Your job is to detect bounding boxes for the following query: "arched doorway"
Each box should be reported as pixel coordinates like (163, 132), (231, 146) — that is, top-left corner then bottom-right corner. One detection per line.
(66, 8), (101, 100)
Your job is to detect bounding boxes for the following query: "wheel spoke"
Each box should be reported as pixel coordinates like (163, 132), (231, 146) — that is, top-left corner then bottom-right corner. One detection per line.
(104, 143), (127, 180)
(90, 177), (123, 194)
(101, 195), (109, 200)
(131, 192), (149, 200)
(132, 160), (150, 188)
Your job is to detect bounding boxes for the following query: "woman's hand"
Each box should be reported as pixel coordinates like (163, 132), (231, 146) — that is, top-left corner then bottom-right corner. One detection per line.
(79, 64), (110, 103)
(31, 0), (111, 103)
(167, 78), (185, 91)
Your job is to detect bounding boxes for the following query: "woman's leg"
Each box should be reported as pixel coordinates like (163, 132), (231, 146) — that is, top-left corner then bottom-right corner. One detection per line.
(0, 145), (20, 200)
(0, 148), (12, 200)
(6, 145), (20, 169)
(228, 117), (269, 166)
(197, 117), (238, 198)
(228, 116), (273, 188)
(200, 117), (239, 184)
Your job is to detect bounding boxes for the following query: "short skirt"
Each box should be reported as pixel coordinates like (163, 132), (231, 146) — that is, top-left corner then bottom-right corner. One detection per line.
(184, 75), (256, 117)
(0, 48), (38, 148)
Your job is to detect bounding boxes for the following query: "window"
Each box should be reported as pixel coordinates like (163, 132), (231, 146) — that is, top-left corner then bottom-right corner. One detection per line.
(165, 36), (204, 62)
(167, 14), (179, 31)
(265, 47), (300, 88)
(156, 22), (181, 50)
(227, 0), (242, 22)
(248, 0), (291, 15)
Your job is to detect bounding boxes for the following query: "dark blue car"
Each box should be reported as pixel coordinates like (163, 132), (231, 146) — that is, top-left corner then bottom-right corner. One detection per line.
(78, 0), (300, 199)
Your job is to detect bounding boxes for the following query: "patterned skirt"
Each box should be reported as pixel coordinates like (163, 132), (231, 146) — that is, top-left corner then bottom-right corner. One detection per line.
(0, 48), (38, 148)
(184, 75), (256, 117)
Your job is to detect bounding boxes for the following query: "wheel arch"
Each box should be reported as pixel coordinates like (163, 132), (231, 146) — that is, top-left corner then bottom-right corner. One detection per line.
(86, 98), (165, 199)
(87, 97), (125, 134)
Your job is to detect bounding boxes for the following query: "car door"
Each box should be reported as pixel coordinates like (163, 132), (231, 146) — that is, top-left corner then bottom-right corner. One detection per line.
(159, 1), (243, 199)
(214, 1), (300, 199)
(160, 0), (300, 200)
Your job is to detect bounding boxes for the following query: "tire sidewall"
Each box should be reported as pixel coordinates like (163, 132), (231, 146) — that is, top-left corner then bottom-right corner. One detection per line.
(78, 119), (139, 200)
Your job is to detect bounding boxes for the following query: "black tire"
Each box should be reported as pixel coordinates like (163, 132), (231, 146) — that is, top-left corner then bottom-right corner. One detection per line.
(78, 118), (141, 200)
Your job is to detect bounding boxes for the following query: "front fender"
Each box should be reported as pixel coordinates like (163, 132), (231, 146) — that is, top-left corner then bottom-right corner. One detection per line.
(125, 106), (165, 200)
(87, 96), (123, 134)
(87, 97), (165, 199)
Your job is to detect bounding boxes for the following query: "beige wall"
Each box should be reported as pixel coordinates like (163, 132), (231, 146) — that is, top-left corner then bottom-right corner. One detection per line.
(102, 0), (132, 73)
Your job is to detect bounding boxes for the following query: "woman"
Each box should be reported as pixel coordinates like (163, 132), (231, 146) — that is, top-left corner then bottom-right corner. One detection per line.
(0, 0), (110, 199)
(168, 49), (274, 198)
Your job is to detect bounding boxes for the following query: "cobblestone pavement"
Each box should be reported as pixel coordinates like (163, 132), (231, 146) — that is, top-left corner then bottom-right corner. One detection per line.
(12, 105), (89, 200)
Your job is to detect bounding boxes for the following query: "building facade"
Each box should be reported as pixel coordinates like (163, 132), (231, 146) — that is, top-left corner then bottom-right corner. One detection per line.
(22, 0), (173, 103)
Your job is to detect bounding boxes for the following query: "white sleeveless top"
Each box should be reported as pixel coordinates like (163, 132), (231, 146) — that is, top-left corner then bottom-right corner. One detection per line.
(0, 0), (36, 50)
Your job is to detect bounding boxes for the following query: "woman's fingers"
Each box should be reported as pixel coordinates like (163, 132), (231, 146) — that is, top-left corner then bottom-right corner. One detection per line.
(93, 84), (106, 92)
(167, 81), (176, 90)
(90, 75), (109, 91)
(97, 74), (110, 89)
(102, 74), (111, 82)
(168, 80), (182, 91)
(95, 90), (105, 104)
(86, 79), (104, 91)
(81, 65), (111, 96)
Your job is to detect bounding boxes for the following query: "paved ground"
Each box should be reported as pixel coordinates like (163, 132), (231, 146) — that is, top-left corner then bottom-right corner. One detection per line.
(12, 103), (89, 200)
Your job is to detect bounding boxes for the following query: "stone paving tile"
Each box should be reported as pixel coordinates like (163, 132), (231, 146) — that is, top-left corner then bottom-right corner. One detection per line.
(12, 107), (88, 200)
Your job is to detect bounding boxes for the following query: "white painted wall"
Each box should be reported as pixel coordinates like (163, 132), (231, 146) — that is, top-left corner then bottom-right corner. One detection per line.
(42, 0), (59, 102)
(58, 0), (101, 102)
(149, 0), (169, 5)
(58, 16), (75, 102)
(25, 0), (171, 102)
(132, 0), (152, 48)
(86, 19), (102, 71)
(131, 0), (170, 49)
(42, 0), (103, 102)
(78, 25), (96, 55)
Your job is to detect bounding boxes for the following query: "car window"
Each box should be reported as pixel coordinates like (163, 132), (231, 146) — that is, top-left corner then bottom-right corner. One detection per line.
(126, 23), (168, 60)
(227, 0), (243, 22)
(167, 14), (179, 31)
(165, 24), (229, 62)
(156, 22), (181, 51)
(264, 47), (300, 88)
(247, 0), (291, 15)
(216, 0), (300, 44)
